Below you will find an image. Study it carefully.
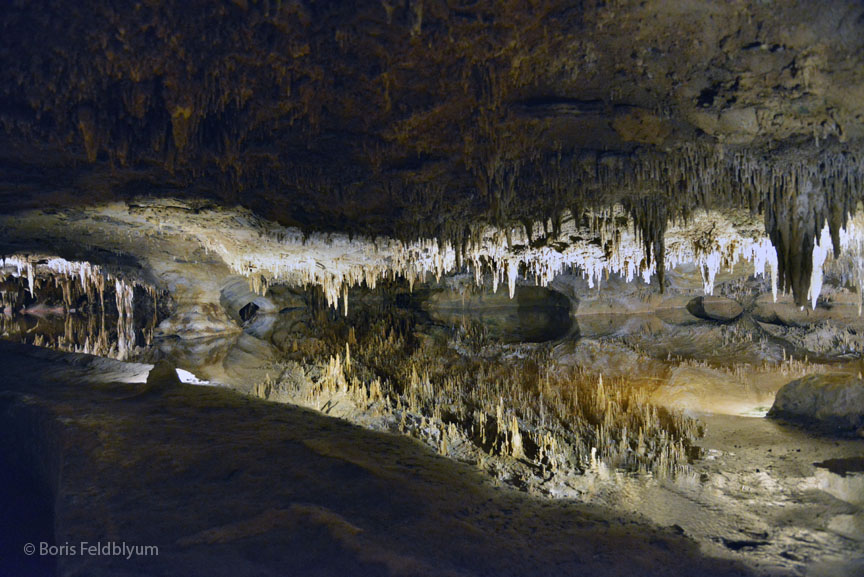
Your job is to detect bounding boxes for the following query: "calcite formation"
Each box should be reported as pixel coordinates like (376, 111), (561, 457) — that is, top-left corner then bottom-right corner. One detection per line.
(0, 255), (158, 359)
(3, 201), (863, 319)
(2, 2), (864, 309)
(186, 203), (864, 316)
(2, 3), (864, 575)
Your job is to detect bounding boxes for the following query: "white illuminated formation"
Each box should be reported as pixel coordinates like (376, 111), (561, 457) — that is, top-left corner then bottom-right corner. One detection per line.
(847, 218), (864, 315)
(1, 255), (107, 304)
(178, 205), (779, 313)
(809, 223), (834, 310)
(175, 368), (212, 386)
(812, 211), (864, 313)
(0, 255), (150, 359)
(665, 212), (778, 299)
(2, 199), (861, 321)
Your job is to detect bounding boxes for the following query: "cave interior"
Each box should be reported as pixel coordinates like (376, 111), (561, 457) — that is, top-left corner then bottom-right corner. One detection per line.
(1, 1), (864, 576)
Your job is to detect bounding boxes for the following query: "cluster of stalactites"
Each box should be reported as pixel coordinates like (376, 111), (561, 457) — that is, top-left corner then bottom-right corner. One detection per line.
(748, 153), (858, 306)
(2, 255), (109, 306)
(196, 205), (784, 314)
(0, 255), (155, 359)
(811, 210), (864, 314)
(556, 144), (864, 306)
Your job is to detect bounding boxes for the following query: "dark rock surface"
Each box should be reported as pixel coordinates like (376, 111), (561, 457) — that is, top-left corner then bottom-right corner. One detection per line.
(420, 285), (572, 342)
(0, 341), (754, 577)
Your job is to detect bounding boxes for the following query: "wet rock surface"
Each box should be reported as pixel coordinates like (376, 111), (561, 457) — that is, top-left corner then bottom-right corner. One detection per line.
(419, 284), (572, 343)
(648, 414), (864, 577)
(649, 366), (774, 416)
(768, 374), (864, 435)
(687, 296), (744, 323)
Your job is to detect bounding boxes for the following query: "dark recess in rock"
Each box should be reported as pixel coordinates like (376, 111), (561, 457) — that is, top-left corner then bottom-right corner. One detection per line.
(239, 302), (260, 323)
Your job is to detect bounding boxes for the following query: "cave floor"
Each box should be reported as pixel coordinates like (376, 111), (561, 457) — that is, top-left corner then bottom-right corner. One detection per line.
(601, 414), (864, 576)
(0, 340), (755, 577)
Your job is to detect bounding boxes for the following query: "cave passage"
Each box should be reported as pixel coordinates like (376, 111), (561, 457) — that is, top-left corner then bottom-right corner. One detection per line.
(0, 200), (863, 577)
(2, 1), (864, 574)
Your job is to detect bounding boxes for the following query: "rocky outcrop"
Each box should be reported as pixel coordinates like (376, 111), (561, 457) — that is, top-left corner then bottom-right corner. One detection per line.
(686, 296), (743, 323)
(752, 293), (864, 326)
(219, 276), (277, 325)
(0, 340), (754, 577)
(768, 374), (864, 435)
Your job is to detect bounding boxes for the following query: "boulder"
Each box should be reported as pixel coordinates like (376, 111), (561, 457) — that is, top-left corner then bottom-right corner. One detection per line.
(146, 360), (183, 388)
(686, 296), (743, 322)
(752, 292), (864, 327)
(768, 374), (864, 435)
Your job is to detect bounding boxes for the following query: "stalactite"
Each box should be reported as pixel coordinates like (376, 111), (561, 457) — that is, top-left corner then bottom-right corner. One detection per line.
(8, 141), (863, 317)
(0, 254), (162, 360)
(814, 209), (864, 314)
(175, 202), (786, 313)
(624, 197), (668, 293)
(809, 222), (833, 310)
(557, 144), (863, 306)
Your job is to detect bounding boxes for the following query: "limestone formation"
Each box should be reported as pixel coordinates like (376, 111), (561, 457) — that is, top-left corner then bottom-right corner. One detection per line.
(686, 296), (744, 323)
(2, 3), (864, 575)
(769, 374), (864, 435)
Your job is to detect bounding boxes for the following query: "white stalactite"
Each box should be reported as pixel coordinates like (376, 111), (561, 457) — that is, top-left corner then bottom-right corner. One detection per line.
(13, 200), (864, 321)
(182, 205), (781, 314)
(809, 221), (833, 310)
(819, 210), (864, 314)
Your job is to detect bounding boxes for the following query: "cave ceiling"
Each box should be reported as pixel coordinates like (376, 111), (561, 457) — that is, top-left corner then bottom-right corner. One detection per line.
(2, 0), (864, 304)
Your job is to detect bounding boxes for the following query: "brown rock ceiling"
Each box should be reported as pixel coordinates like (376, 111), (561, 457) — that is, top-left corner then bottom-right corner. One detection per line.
(2, 0), (864, 303)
